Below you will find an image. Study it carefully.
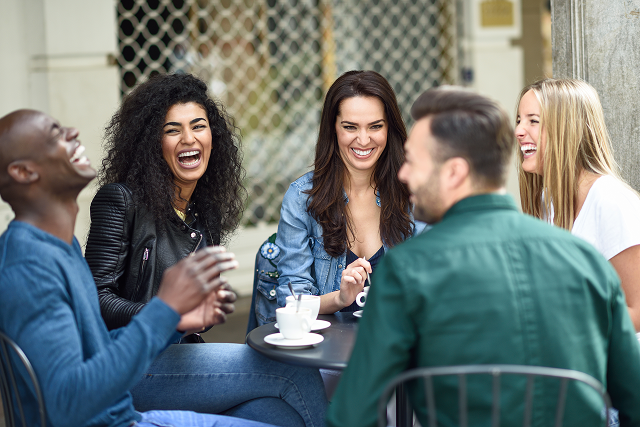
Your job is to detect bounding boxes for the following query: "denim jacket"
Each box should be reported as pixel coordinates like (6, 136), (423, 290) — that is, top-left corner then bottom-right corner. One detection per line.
(275, 172), (425, 308)
(247, 173), (426, 331)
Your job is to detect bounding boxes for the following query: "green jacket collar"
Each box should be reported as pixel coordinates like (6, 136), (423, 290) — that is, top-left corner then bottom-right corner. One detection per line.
(442, 193), (518, 222)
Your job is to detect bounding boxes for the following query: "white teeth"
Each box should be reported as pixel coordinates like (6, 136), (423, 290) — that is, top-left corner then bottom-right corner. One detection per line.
(178, 150), (200, 158)
(521, 144), (537, 154)
(352, 148), (373, 156)
(70, 145), (85, 162)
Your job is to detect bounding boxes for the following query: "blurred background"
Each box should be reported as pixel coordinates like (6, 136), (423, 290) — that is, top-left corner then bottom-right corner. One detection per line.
(0, 0), (551, 345)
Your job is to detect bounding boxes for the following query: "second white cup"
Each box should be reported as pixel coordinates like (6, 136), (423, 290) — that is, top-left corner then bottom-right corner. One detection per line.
(276, 307), (312, 340)
(285, 294), (321, 321)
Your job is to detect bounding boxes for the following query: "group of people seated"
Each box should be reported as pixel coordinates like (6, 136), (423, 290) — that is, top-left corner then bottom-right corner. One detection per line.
(0, 69), (639, 427)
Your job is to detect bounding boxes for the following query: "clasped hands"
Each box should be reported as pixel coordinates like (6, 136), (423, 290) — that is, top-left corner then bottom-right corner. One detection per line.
(156, 246), (239, 334)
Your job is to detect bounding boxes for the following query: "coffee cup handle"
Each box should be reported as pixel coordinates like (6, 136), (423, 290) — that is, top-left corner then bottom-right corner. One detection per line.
(356, 291), (366, 307)
(301, 315), (311, 333)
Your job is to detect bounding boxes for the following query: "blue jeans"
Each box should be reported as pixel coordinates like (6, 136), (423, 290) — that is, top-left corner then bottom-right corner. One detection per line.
(136, 409), (272, 426)
(130, 344), (328, 427)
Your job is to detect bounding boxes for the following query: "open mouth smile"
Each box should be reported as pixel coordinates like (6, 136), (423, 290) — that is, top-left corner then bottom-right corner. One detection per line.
(70, 144), (90, 165)
(520, 144), (537, 158)
(178, 150), (201, 167)
(351, 148), (374, 158)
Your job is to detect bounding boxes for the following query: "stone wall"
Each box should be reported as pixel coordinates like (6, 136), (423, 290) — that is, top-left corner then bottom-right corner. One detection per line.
(552, 0), (640, 190)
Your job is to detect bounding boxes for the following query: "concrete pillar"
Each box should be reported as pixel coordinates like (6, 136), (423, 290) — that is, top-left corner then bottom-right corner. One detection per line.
(0, 0), (120, 242)
(551, 0), (640, 190)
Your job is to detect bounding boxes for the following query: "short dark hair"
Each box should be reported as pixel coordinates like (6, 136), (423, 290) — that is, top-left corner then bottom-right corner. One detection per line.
(411, 86), (514, 188)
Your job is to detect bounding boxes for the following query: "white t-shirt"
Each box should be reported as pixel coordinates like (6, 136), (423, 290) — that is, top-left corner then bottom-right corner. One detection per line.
(546, 175), (640, 340)
(572, 175), (640, 260)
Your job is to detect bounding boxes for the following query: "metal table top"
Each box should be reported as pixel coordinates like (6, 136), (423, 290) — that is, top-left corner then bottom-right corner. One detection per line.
(246, 312), (359, 370)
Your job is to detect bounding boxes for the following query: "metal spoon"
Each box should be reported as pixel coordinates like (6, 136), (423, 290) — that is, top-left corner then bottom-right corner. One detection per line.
(296, 293), (302, 313)
(287, 281), (296, 299)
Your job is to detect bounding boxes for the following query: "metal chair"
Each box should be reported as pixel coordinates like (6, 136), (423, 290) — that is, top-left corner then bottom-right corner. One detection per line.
(0, 331), (46, 427)
(378, 364), (611, 427)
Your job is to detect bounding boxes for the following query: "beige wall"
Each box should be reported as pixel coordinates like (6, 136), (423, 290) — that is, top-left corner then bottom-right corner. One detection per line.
(0, 0), (120, 243)
(459, 0), (524, 206)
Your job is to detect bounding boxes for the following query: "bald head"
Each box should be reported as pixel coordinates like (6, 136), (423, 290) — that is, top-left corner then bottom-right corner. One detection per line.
(0, 110), (47, 197)
(0, 109), (45, 166)
(0, 109), (95, 208)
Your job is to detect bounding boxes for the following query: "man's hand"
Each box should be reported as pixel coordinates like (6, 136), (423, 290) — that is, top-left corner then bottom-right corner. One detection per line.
(157, 246), (238, 316)
(177, 283), (238, 332)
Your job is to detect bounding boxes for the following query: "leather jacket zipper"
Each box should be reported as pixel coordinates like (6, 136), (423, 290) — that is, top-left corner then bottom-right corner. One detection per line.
(133, 247), (150, 300)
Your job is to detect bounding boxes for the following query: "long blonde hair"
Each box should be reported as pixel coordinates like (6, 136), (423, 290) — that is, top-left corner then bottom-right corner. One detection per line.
(517, 78), (622, 230)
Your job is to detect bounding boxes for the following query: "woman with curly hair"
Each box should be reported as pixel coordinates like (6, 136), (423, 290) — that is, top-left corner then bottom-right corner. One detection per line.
(84, 73), (329, 426)
(270, 70), (424, 319)
(85, 73), (245, 342)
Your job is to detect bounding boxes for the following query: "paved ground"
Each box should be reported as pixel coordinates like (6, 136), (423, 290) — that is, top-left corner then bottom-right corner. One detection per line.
(0, 295), (253, 426)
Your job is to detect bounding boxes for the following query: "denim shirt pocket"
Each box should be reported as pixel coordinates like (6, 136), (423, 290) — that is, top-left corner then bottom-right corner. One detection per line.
(255, 271), (279, 324)
(254, 238), (281, 325)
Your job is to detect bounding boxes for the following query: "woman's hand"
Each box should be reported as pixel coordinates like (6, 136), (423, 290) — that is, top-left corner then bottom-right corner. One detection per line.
(337, 258), (372, 307)
(177, 283), (237, 333)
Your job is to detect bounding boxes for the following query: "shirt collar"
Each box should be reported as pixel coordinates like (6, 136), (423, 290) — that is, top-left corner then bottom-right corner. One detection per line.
(441, 193), (518, 221)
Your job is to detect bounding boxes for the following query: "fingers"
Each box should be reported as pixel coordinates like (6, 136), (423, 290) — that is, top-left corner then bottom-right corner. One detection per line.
(216, 288), (237, 304)
(342, 266), (367, 284)
(217, 302), (235, 315)
(348, 257), (373, 274)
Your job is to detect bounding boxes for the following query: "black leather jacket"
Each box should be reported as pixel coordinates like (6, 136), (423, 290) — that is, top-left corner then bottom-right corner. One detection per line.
(85, 183), (219, 330)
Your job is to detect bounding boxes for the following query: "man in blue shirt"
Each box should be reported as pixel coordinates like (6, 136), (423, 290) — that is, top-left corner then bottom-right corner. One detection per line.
(0, 109), (327, 426)
(326, 87), (640, 426)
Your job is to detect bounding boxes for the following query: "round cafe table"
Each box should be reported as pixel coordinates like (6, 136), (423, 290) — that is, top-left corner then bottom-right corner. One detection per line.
(246, 311), (413, 426)
(245, 312), (357, 370)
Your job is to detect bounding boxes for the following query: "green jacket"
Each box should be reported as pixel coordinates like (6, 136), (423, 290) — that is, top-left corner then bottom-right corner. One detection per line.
(327, 194), (640, 426)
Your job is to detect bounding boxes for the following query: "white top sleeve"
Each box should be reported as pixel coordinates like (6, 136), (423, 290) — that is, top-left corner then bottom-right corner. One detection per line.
(572, 175), (640, 260)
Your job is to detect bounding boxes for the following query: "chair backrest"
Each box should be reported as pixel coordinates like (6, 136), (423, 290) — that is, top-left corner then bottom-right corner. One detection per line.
(377, 364), (611, 427)
(0, 331), (46, 427)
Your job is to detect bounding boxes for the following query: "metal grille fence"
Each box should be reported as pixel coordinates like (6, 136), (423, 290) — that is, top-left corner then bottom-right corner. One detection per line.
(116, 0), (457, 226)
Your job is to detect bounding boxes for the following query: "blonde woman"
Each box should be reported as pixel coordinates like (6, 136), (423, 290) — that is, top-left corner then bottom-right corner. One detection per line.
(516, 78), (640, 335)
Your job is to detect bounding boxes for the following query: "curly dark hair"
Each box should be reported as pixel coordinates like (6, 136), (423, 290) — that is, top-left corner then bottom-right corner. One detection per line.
(99, 73), (246, 244)
(306, 70), (413, 257)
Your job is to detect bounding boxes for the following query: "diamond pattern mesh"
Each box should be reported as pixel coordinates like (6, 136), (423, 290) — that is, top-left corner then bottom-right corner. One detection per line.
(116, 0), (457, 225)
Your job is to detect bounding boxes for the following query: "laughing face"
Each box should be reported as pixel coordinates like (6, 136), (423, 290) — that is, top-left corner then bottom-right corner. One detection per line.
(161, 102), (212, 192)
(335, 96), (388, 176)
(28, 112), (96, 191)
(516, 90), (546, 175)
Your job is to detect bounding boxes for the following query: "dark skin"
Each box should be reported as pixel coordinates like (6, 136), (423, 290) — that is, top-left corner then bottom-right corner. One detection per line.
(0, 109), (237, 330)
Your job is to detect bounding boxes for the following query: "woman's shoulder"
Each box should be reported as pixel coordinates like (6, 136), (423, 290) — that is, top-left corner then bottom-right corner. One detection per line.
(92, 183), (135, 210)
(289, 171), (314, 191)
(588, 175), (640, 208)
(281, 172), (314, 212)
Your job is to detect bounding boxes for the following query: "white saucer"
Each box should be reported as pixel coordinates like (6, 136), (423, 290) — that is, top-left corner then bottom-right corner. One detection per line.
(353, 310), (363, 318)
(274, 319), (331, 331)
(264, 332), (324, 349)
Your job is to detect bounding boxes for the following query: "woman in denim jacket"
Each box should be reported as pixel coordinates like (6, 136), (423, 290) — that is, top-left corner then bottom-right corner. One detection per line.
(274, 71), (424, 316)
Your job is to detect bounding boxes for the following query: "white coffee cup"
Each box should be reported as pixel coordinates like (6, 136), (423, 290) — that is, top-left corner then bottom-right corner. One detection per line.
(356, 286), (370, 307)
(285, 295), (321, 321)
(276, 307), (312, 340)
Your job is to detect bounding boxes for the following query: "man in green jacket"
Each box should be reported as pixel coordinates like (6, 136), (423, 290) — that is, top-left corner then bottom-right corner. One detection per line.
(326, 87), (640, 426)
